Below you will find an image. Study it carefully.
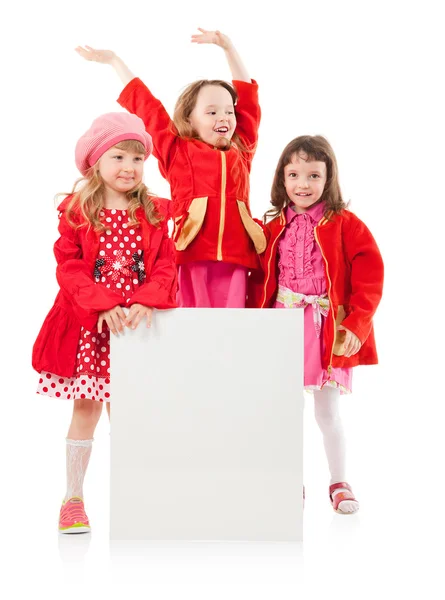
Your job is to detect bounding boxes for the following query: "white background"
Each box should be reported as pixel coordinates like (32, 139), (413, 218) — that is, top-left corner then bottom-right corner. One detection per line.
(2, 0), (444, 598)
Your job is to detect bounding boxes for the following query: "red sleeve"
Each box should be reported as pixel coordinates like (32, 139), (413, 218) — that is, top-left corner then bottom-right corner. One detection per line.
(117, 78), (178, 177)
(55, 212), (125, 330)
(232, 79), (261, 159)
(340, 215), (384, 343)
(127, 225), (178, 310)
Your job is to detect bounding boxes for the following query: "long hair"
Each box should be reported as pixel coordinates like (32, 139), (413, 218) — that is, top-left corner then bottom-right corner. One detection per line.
(173, 79), (253, 154)
(59, 140), (162, 231)
(265, 135), (347, 222)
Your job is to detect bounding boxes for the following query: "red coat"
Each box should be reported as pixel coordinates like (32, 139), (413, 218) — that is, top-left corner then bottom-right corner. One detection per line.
(32, 197), (177, 377)
(117, 78), (266, 269)
(247, 209), (384, 370)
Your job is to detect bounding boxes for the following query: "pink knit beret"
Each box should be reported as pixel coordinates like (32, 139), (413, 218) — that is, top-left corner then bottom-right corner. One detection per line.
(75, 112), (153, 175)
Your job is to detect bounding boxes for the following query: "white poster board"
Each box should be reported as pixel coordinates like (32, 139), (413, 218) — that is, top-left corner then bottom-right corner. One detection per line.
(110, 308), (304, 541)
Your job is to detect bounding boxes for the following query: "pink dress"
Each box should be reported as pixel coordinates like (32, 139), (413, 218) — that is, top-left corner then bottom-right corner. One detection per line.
(177, 262), (248, 308)
(36, 208), (146, 403)
(274, 202), (352, 394)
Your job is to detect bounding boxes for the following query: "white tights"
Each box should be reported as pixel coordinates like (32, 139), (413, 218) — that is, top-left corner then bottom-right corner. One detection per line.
(313, 386), (346, 483)
(313, 386), (359, 513)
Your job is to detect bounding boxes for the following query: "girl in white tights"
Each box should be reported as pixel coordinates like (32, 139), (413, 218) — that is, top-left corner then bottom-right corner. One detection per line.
(249, 135), (384, 513)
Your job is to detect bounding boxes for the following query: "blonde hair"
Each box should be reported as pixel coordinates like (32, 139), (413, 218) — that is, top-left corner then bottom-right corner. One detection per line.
(59, 140), (161, 230)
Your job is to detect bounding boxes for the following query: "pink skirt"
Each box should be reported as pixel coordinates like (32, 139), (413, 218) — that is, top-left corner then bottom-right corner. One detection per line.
(274, 299), (352, 394)
(178, 261), (248, 308)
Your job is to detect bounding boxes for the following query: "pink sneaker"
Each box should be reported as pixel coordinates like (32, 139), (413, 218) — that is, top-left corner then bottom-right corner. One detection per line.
(59, 497), (91, 534)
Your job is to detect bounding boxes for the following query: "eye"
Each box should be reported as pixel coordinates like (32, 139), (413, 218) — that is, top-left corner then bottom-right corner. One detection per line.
(207, 111), (216, 115)
(288, 173), (297, 178)
(227, 111), (234, 115)
(310, 174), (320, 179)
(134, 157), (143, 162)
(113, 155), (123, 160)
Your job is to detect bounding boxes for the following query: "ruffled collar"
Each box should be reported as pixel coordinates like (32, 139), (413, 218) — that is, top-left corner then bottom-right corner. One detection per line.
(286, 200), (325, 225)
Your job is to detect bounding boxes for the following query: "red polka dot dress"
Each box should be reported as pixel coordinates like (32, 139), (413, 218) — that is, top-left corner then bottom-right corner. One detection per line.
(37, 208), (146, 403)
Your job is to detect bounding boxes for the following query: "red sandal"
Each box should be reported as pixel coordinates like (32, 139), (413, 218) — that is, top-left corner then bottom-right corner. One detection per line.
(329, 482), (359, 514)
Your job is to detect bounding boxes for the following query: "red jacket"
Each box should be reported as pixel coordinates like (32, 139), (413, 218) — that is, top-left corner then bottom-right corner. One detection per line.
(247, 209), (384, 370)
(117, 78), (266, 269)
(32, 197), (177, 377)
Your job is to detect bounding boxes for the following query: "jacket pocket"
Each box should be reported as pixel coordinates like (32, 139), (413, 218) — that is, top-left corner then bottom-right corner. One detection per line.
(332, 305), (347, 356)
(174, 197), (208, 251)
(236, 200), (267, 254)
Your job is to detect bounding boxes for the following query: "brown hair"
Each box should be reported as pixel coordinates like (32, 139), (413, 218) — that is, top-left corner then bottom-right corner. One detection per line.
(265, 135), (347, 222)
(173, 79), (252, 154)
(59, 140), (162, 231)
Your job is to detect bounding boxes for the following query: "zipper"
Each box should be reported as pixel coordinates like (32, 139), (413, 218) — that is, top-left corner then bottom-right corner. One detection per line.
(217, 151), (227, 261)
(314, 218), (335, 374)
(260, 212), (286, 307)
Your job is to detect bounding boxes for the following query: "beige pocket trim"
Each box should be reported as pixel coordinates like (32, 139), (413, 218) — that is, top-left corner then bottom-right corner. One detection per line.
(237, 200), (267, 254)
(175, 197), (208, 251)
(332, 305), (346, 356)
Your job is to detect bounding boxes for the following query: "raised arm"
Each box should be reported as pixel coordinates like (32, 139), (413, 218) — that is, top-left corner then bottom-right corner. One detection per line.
(75, 46), (135, 86)
(191, 30), (260, 153)
(191, 29), (251, 82)
(75, 46), (178, 177)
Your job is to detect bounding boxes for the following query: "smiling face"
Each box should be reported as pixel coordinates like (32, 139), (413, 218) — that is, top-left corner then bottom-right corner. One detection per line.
(284, 152), (327, 213)
(188, 84), (236, 146)
(97, 145), (145, 195)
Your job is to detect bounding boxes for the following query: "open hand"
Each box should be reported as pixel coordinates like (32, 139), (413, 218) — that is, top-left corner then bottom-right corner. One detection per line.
(124, 304), (154, 330)
(191, 28), (232, 50)
(337, 325), (362, 358)
(75, 45), (116, 64)
(98, 306), (126, 335)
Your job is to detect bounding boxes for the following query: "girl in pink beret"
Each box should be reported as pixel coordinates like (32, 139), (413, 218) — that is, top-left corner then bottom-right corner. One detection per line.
(32, 112), (177, 534)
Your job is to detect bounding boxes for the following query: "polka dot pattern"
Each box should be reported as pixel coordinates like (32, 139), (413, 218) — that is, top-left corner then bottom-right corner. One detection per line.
(37, 372), (111, 403)
(36, 207), (145, 404)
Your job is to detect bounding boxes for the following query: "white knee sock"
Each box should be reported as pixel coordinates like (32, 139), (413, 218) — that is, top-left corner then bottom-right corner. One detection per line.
(64, 438), (93, 502)
(313, 387), (358, 513)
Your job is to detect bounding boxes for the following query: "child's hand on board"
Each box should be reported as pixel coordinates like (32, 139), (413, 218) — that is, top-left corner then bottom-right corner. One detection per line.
(338, 325), (362, 358)
(191, 28), (232, 50)
(124, 304), (154, 330)
(75, 45), (116, 64)
(98, 306), (126, 335)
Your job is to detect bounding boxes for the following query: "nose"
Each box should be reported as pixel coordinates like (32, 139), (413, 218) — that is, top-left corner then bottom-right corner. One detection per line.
(298, 178), (309, 189)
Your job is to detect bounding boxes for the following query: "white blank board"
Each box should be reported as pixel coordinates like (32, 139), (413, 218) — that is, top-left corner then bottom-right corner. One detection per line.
(110, 308), (304, 541)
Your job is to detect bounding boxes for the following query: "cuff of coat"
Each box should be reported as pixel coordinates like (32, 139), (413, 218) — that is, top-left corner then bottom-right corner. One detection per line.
(118, 77), (153, 107)
(232, 79), (258, 101)
(70, 306), (98, 332)
(127, 281), (177, 310)
(339, 315), (371, 345)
